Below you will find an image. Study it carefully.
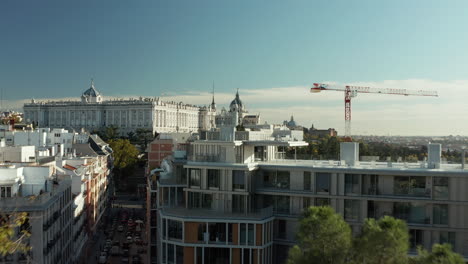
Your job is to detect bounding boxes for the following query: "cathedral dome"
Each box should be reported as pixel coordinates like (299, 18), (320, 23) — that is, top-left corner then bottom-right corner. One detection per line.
(229, 89), (244, 112)
(286, 115), (297, 127)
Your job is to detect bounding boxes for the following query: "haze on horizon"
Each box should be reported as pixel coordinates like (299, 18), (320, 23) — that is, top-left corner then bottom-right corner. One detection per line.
(1, 0), (467, 136)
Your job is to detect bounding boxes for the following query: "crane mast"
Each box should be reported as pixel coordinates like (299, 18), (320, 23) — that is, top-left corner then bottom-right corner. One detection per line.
(310, 83), (438, 139)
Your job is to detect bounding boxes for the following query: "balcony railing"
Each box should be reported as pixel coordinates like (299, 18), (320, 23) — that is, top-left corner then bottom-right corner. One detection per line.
(161, 206), (274, 221)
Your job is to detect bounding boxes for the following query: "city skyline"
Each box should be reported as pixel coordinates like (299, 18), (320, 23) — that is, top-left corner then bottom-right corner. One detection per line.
(1, 0), (467, 136)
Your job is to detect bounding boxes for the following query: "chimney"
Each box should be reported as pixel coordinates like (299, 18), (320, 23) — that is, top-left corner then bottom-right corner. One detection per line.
(427, 143), (441, 169)
(340, 142), (359, 166)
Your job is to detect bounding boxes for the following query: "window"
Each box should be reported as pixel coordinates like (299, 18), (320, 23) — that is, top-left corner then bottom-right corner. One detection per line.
(189, 192), (201, 209)
(316, 198), (330, 206)
(278, 220), (286, 239)
(316, 173), (330, 193)
(168, 220), (182, 240)
(232, 170), (245, 190)
(433, 204), (448, 225)
(439, 232), (455, 248)
(345, 174), (360, 194)
(409, 229), (423, 250)
(202, 194), (213, 209)
(207, 169), (220, 189)
(176, 246), (184, 264)
(433, 177), (449, 199)
(394, 202), (427, 224)
(190, 169), (201, 187)
(344, 200), (360, 221)
(208, 223), (226, 243)
(254, 146), (266, 161)
(277, 171), (290, 189)
(303, 197), (312, 210)
(263, 170), (290, 189)
(0, 186), (12, 198)
(394, 176), (427, 197)
(240, 223), (247, 244)
(168, 243), (175, 263)
(247, 223), (254, 245)
(266, 195), (290, 214)
(303, 172), (311, 191)
(197, 224), (207, 242)
(232, 195), (245, 213)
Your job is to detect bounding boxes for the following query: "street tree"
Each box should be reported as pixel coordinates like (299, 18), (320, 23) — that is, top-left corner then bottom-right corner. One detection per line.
(287, 206), (352, 264)
(352, 216), (409, 264)
(410, 244), (464, 264)
(109, 139), (139, 170)
(0, 212), (30, 256)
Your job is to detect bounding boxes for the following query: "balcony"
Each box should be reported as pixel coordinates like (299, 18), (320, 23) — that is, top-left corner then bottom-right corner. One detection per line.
(188, 154), (226, 163)
(161, 206), (274, 221)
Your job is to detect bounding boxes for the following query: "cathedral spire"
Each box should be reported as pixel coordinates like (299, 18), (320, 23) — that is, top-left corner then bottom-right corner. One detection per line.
(210, 81), (216, 111)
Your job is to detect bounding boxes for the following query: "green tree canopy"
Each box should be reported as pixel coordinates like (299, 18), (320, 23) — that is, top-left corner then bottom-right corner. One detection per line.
(410, 244), (464, 264)
(0, 212), (30, 256)
(288, 206), (352, 264)
(109, 139), (139, 170)
(352, 216), (409, 264)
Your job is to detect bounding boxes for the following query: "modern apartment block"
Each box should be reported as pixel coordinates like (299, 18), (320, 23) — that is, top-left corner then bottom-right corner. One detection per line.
(150, 124), (468, 264)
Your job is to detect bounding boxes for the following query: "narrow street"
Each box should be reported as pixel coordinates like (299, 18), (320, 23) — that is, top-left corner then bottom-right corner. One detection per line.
(85, 195), (147, 264)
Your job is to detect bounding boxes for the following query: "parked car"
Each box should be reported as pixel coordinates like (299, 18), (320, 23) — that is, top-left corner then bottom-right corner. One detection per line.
(111, 245), (120, 256)
(126, 236), (132, 243)
(132, 255), (141, 264)
(98, 252), (107, 264)
(117, 225), (124, 232)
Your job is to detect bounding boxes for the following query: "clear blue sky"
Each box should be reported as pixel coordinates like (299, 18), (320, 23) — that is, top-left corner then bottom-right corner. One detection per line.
(1, 0), (467, 100)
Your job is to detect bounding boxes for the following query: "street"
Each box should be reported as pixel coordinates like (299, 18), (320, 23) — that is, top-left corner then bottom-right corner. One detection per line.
(85, 197), (147, 264)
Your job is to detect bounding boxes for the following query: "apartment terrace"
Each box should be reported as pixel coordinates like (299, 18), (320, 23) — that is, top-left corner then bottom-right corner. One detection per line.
(161, 206), (274, 221)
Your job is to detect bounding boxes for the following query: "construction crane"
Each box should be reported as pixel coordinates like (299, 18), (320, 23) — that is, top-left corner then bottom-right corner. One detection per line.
(310, 83), (438, 139)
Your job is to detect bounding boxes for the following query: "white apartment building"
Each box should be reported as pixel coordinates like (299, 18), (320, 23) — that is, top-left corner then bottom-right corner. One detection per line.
(23, 81), (216, 136)
(0, 164), (73, 264)
(0, 128), (112, 264)
(150, 123), (468, 264)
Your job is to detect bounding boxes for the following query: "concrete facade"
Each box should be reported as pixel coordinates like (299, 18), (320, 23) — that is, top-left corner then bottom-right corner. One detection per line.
(150, 129), (468, 263)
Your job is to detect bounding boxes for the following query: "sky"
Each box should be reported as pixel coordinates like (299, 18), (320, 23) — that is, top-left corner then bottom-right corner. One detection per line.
(1, 0), (468, 136)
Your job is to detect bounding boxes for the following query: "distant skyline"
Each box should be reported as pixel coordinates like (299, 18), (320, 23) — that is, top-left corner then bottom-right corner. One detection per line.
(1, 0), (468, 136)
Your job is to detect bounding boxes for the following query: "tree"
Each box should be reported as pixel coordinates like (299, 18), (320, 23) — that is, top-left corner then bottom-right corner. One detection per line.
(352, 216), (409, 264)
(109, 139), (139, 190)
(98, 125), (120, 141)
(109, 139), (139, 170)
(0, 212), (30, 256)
(135, 128), (154, 151)
(410, 244), (464, 264)
(287, 206), (352, 264)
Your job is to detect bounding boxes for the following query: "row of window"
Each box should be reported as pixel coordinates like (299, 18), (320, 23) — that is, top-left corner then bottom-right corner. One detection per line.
(189, 169), (246, 190)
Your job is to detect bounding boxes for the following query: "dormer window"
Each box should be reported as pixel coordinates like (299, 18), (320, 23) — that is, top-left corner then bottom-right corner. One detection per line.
(0, 186), (12, 197)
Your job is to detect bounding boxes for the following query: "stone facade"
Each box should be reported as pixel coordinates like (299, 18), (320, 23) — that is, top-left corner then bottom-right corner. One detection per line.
(23, 81), (216, 136)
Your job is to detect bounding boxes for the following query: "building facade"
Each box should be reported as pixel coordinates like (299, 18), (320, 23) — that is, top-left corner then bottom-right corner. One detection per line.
(0, 128), (112, 264)
(150, 127), (468, 263)
(0, 163), (73, 264)
(23, 81), (216, 136)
